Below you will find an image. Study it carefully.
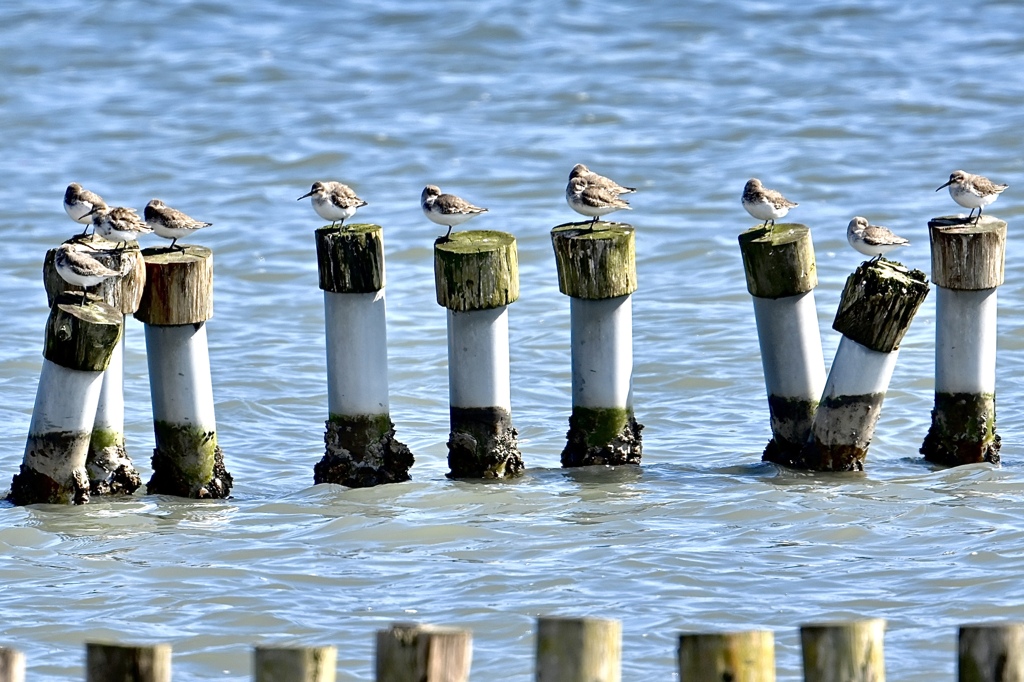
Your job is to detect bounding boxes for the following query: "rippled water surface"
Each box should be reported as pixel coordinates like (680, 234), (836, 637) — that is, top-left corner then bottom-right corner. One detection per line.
(3, 1), (1024, 679)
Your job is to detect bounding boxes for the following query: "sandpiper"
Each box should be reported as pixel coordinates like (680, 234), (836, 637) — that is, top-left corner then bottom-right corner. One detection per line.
(84, 205), (153, 249)
(421, 185), (488, 241)
(54, 242), (123, 303)
(297, 181), (367, 228)
(64, 183), (108, 236)
(144, 199), (212, 250)
(742, 178), (798, 228)
(566, 176), (632, 228)
(936, 170), (1008, 221)
(568, 163), (636, 195)
(847, 216), (910, 261)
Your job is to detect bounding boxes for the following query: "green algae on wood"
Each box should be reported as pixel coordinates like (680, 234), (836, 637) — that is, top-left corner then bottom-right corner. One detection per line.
(738, 223), (817, 299)
(135, 246), (213, 326)
(315, 413), (414, 487)
(832, 259), (929, 353)
(44, 294), (123, 372)
(446, 406), (522, 479)
(921, 392), (999, 466)
(551, 222), (636, 300)
(928, 215), (1006, 290)
(434, 230), (519, 311)
(147, 421), (231, 499)
(561, 406), (642, 467)
(315, 223), (386, 293)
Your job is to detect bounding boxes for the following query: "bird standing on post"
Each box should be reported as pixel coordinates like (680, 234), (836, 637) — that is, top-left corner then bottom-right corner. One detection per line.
(936, 170), (1008, 222)
(565, 176), (632, 228)
(568, 163), (636, 196)
(145, 199), (212, 250)
(298, 181), (367, 228)
(84, 205), (153, 249)
(64, 183), (108, 237)
(53, 242), (124, 304)
(742, 178), (798, 228)
(846, 216), (910, 262)
(421, 185), (488, 241)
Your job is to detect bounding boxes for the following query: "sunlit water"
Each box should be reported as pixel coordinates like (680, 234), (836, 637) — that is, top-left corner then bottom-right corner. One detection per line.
(2, 1), (1024, 679)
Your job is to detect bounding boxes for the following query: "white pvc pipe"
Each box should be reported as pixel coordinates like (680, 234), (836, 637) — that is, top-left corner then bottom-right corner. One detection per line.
(447, 306), (511, 410)
(570, 295), (633, 409)
(822, 336), (899, 399)
(93, 327), (125, 434)
(752, 291), (826, 399)
(935, 286), (997, 395)
(24, 359), (104, 478)
(325, 289), (390, 417)
(144, 322), (217, 430)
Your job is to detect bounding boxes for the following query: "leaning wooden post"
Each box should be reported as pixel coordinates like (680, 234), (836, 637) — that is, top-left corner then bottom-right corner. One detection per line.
(800, 619), (885, 682)
(86, 642), (171, 682)
(959, 623), (1024, 682)
(8, 294), (122, 505)
(134, 246), (232, 498)
(677, 630), (775, 681)
(536, 616), (621, 682)
(434, 230), (523, 479)
(375, 624), (471, 682)
(738, 224), (825, 466)
(551, 223), (642, 467)
(43, 238), (146, 496)
(921, 216), (1006, 466)
(802, 260), (929, 470)
(254, 645), (336, 682)
(0, 647), (25, 682)
(314, 225), (413, 487)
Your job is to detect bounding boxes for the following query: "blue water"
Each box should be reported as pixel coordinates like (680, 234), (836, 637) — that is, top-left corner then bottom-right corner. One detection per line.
(2, 0), (1024, 679)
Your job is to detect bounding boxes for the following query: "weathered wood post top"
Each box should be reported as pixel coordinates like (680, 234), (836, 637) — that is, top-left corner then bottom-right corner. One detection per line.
(928, 215), (1006, 290)
(315, 223), (386, 293)
(738, 223), (817, 298)
(434, 229), (519, 310)
(134, 245), (214, 326)
(551, 223), (636, 299)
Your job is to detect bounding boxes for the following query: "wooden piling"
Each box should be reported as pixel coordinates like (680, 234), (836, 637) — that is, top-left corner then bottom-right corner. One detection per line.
(677, 630), (775, 681)
(134, 246), (232, 498)
(551, 223), (642, 467)
(921, 216), (1006, 466)
(434, 230), (523, 479)
(0, 647), (24, 682)
(44, 237), (146, 496)
(375, 623), (472, 682)
(85, 642), (171, 682)
(799, 260), (929, 471)
(536, 616), (621, 682)
(738, 224), (825, 466)
(8, 294), (123, 505)
(254, 645), (337, 682)
(959, 623), (1024, 682)
(314, 225), (413, 487)
(800, 619), (885, 682)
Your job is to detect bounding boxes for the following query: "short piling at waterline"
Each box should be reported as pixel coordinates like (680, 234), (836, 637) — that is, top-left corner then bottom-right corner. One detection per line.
(254, 645), (337, 682)
(313, 224), (413, 487)
(801, 259), (929, 471)
(8, 293), (123, 505)
(0, 646), (25, 682)
(375, 624), (472, 682)
(434, 230), (523, 479)
(921, 216), (1006, 466)
(134, 246), (232, 498)
(551, 222), (642, 467)
(737, 224), (825, 466)
(958, 623), (1024, 682)
(86, 642), (171, 682)
(801, 619), (886, 682)
(536, 616), (622, 682)
(43, 237), (146, 495)
(677, 630), (776, 681)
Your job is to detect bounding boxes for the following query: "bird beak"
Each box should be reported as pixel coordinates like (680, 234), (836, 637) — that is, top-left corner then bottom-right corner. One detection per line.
(297, 191), (314, 200)
(935, 180), (953, 191)
(82, 206), (98, 217)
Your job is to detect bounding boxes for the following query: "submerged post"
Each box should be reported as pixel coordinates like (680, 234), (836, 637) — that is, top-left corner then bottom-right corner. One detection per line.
(958, 623), (1024, 682)
(43, 238), (146, 495)
(800, 619), (885, 682)
(536, 616), (621, 682)
(254, 645), (337, 682)
(801, 259), (929, 471)
(134, 246), (232, 498)
(8, 294), (122, 505)
(86, 642), (171, 682)
(551, 222), (642, 467)
(737, 224), (825, 466)
(677, 630), (776, 681)
(434, 230), (523, 479)
(921, 216), (1006, 466)
(375, 624), (472, 682)
(314, 224), (413, 487)
(0, 647), (25, 682)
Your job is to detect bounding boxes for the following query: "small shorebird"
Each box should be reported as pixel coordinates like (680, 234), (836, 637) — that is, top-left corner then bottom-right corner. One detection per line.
(421, 185), (488, 241)
(144, 199), (212, 250)
(297, 181), (367, 228)
(936, 170), (1008, 221)
(566, 176), (632, 228)
(847, 216), (910, 261)
(54, 242), (123, 303)
(84, 205), (153, 249)
(64, 183), (108, 236)
(568, 163), (636, 195)
(742, 178), (798, 228)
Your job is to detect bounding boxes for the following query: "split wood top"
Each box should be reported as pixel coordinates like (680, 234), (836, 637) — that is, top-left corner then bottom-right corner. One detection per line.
(833, 259), (930, 353)
(44, 294), (123, 371)
(551, 222), (637, 300)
